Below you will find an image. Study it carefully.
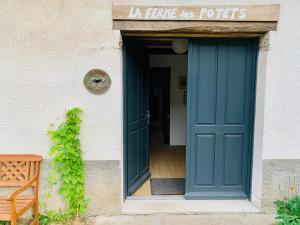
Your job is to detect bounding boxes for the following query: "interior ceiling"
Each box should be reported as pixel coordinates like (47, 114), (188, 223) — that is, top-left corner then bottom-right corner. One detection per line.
(143, 39), (173, 48)
(124, 38), (187, 55)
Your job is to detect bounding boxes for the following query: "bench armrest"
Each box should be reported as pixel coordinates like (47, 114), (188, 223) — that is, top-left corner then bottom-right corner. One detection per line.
(7, 175), (39, 201)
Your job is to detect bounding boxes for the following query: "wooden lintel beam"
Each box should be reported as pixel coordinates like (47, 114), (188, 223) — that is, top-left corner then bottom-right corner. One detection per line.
(121, 31), (263, 38)
(114, 21), (277, 37)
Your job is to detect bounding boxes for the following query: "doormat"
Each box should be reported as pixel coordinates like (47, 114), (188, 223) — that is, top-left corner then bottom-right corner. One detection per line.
(150, 178), (185, 195)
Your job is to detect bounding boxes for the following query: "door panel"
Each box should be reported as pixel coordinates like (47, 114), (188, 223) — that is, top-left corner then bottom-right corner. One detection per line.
(186, 39), (257, 199)
(125, 41), (150, 196)
(196, 45), (217, 125)
(140, 125), (149, 175)
(225, 46), (247, 124)
(195, 134), (215, 185)
(128, 130), (139, 184)
(223, 134), (244, 185)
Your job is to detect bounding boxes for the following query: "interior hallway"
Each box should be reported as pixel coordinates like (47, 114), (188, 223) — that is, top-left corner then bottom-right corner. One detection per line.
(133, 145), (185, 196)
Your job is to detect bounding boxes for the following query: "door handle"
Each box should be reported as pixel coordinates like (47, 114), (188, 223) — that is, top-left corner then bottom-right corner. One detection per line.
(145, 110), (151, 124)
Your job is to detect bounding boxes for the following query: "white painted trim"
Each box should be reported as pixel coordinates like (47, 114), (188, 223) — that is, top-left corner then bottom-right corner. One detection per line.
(249, 33), (269, 208)
(122, 199), (260, 214)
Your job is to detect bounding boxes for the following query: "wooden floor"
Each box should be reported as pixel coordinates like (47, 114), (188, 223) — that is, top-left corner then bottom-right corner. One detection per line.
(133, 145), (185, 196)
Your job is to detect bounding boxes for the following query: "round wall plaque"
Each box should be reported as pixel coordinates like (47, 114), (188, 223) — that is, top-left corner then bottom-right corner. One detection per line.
(84, 69), (111, 95)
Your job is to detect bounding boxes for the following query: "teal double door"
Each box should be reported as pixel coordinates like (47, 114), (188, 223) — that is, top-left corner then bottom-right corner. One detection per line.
(124, 39), (257, 199)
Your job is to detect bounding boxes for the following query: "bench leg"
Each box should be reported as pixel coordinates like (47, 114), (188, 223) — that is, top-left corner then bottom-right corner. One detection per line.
(33, 200), (39, 225)
(30, 219), (38, 225)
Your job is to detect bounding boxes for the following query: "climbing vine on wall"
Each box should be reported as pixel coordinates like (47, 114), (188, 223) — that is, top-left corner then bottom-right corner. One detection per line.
(42, 107), (88, 224)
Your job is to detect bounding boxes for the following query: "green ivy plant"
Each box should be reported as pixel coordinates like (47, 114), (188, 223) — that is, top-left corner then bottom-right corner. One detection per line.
(275, 196), (300, 225)
(275, 176), (300, 225)
(0, 222), (9, 225)
(40, 107), (88, 224)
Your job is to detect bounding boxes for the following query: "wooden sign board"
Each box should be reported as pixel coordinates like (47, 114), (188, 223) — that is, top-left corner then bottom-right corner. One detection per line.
(113, 5), (280, 22)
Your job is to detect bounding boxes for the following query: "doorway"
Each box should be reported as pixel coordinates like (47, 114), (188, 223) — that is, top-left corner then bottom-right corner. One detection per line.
(149, 68), (170, 147)
(124, 38), (257, 200)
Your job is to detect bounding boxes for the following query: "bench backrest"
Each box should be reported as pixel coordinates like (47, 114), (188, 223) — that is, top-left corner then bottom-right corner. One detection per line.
(0, 154), (42, 187)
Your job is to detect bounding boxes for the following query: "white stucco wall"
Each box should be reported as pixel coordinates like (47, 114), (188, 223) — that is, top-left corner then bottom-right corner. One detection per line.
(261, 2), (300, 159)
(0, 0), (300, 162)
(150, 54), (187, 146)
(0, 0), (122, 160)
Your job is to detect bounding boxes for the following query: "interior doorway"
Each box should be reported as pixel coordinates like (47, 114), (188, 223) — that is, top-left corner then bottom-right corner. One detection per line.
(124, 37), (257, 200)
(149, 68), (170, 147)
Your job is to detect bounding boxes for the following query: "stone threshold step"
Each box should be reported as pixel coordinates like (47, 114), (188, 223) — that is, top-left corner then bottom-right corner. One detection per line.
(96, 214), (275, 225)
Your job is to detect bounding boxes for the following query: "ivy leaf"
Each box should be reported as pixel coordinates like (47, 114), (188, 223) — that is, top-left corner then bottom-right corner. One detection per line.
(42, 107), (87, 223)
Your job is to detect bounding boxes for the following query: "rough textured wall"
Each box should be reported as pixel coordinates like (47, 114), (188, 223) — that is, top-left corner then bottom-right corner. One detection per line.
(262, 159), (300, 212)
(0, 0), (122, 160)
(39, 160), (121, 215)
(262, 1), (300, 159)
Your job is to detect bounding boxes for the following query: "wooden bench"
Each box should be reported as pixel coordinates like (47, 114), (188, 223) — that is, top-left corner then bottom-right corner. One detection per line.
(0, 154), (43, 225)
